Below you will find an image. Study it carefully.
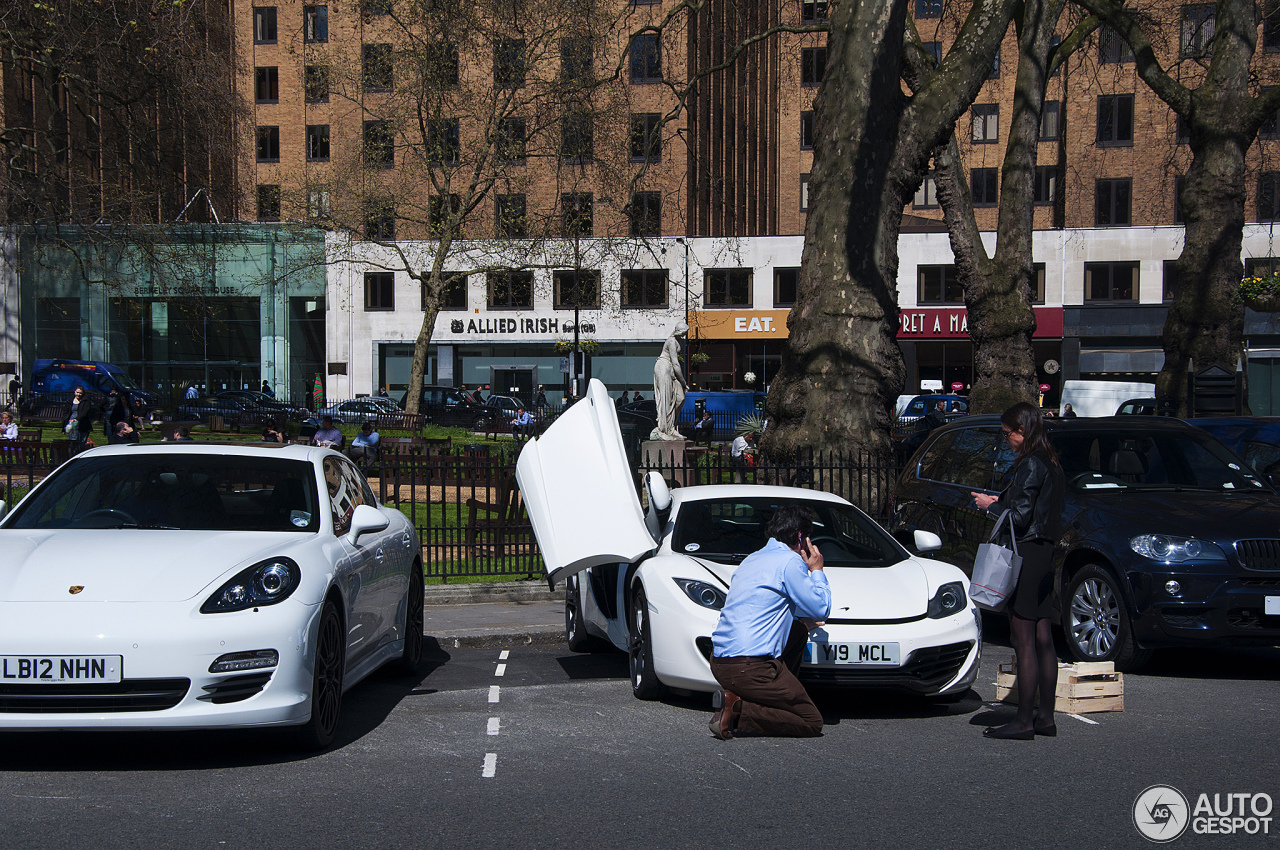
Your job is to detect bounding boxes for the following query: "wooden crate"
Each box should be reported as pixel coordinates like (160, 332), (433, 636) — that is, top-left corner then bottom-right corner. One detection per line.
(996, 660), (1124, 714)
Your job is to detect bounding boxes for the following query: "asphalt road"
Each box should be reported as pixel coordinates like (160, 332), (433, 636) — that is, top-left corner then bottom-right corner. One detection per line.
(1, 632), (1277, 850)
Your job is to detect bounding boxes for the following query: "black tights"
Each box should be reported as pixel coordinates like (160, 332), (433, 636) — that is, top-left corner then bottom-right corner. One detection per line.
(1008, 614), (1058, 728)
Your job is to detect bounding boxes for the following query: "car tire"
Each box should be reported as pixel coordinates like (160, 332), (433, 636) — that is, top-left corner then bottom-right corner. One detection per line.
(628, 586), (666, 700)
(1063, 564), (1152, 672)
(475, 416), (488, 432)
(396, 564), (424, 675)
(565, 574), (608, 653)
(294, 600), (345, 751)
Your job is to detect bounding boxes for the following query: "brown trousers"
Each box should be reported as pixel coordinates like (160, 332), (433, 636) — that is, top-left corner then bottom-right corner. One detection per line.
(709, 620), (823, 738)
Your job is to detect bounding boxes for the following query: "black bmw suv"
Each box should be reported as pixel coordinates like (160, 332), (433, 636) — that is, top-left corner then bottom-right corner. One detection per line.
(890, 415), (1280, 670)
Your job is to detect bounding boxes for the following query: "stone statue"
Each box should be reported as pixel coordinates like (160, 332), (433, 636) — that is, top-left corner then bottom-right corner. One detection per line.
(652, 321), (688, 440)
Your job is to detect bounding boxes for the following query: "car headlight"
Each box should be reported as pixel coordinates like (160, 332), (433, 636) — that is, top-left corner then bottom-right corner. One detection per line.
(674, 578), (726, 610)
(927, 581), (967, 619)
(201, 558), (301, 613)
(1129, 535), (1226, 563)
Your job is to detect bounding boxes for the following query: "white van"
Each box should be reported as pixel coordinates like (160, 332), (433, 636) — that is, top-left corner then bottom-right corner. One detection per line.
(1060, 379), (1156, 418)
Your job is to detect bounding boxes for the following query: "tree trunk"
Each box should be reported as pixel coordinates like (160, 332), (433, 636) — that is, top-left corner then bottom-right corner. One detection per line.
(404, 237), (454, 415)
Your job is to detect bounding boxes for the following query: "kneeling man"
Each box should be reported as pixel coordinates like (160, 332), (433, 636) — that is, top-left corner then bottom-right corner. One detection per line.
(708, 505), (830, 739)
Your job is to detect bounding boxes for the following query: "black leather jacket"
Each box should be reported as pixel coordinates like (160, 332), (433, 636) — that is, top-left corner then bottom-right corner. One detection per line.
(987, 449), (1065, 543)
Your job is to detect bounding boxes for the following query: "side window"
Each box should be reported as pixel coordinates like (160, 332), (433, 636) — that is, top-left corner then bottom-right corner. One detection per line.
(324, 457), (366, 535)
(918, 431), (958, 481)
(993, 437), (1019, 484)
(1243, 441), (1280, 475)
(942, 427), (1000, 490)
(909, 400), (926, 415)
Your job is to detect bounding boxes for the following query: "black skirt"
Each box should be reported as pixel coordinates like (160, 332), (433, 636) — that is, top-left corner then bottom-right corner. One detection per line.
(1011, 538), (1056, 620)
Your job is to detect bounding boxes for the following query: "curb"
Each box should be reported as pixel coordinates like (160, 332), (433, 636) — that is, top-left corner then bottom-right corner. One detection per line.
(423, 580), (557, 605)
(430, 630), (566, 650)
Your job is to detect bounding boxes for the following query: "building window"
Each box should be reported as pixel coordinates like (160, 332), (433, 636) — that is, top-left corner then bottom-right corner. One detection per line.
(256, 184), (281, 221)
(255, 67), (279, 103)
(495, 194), (526, 238)
(553, 270), (601, 309)
(705, 269), (752, 307)
(1261, 91), (1280, 139)
(364, 197), (396, 240)
(427, 118), (460, 165)
(253, 7), (277, 44)
(429, 194), (460, 237)
(561, 193), (593, 238)
(364, 0), (392, 13)
(1163, 260), (1178, 302)
(307, 187), (331, 220)
(365, 272), (395, 311)
(801, 111), (815, 149)
(800, 174), (811, 211)
(1259, 172), (1280, 221)
(1174, 176), (1186, 224)
(303, 5), (328, 43)
(916, 0), (942, 18)
(497, 118), (526, 164)
(922, 41), (942, 68)
(1180, 4), (1216, 58)
(364, 120), (394, 166)
(1176, 112), (1191, 144)
(918, 265), (963, 305)
(630, 113), (662, 163)
(1266, 0), (1280, 52)
(256, 126), (280, 162)
(988, 49), (1000, 79)
(1040, 101), (1060, 141)
(1097, 94), (1134, 146)
(427, 273), (467, 311)
(1096, 178), (1132, 226)
(1034, 166), (1056, 205)
(1085, 262), (1137, 300)
(630, 34), (661, 83)
(1033, 263), (1046, 304)
(494, 39), (526, 89)
(562, 38), (593, 85)
(306, 125), (330, 162)
(774, 268), (799, 307)
(971, 104), (999, 144)
(488, 271), (534, 309)
(628, 192), (661, 237)
(801, 47), (826, 86)
(802, 0), (829, 22)
(971, 168), (998, 206)
(914, 172), (938, 208)
(305, 65), (330, 102)
(1099, 25), (1133, 64)
(426, 42), (460, 88)
(560, 113), (594, 163)
(363, 44), (393, 92)
(621, 269), (668, 308)
(1049, 34), (1061, 77)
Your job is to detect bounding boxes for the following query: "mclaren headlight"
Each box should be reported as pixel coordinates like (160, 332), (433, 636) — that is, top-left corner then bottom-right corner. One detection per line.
(674, 578), (726, 610)
(201, 558), (301, 613)
(1130, 535), (1226, 563)
(927, 581), (968, 619)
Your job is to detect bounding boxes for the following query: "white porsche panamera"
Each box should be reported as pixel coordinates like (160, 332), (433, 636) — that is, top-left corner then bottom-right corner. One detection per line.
(517, 380), (982, 701)
(0, 443), (422, 749)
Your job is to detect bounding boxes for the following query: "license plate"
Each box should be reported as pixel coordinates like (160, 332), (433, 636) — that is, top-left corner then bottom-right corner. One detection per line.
(0, 656), (122, 684)
(804, 642), (900, 666)
(1266, 596), (1280, 616)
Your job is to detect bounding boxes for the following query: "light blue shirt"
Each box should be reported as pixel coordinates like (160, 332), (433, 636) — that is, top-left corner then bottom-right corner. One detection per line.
(513, 411), (533, 426)
(711, 538), (832, 659)
(352, 430), (379, 449)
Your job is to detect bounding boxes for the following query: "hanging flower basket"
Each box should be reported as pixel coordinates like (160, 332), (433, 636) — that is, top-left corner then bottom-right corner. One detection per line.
(690, 352), (710, 366)
(1239, 273), (1280, 312)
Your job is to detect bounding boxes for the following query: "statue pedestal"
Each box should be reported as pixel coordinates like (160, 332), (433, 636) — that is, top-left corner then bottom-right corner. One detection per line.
(642, 439), (693, 487)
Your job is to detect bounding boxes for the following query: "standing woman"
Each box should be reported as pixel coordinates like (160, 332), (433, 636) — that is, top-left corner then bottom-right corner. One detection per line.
(971, 402), (1066, 740)
(63, 387), (95, 455)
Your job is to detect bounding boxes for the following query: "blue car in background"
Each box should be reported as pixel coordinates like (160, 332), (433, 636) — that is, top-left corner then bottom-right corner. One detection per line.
(1189, 417), (1280, 483)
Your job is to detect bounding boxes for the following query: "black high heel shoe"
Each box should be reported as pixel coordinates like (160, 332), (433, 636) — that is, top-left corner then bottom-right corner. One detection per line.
(983, 723), (1035, 740)
(1034, 722), (1058, 737)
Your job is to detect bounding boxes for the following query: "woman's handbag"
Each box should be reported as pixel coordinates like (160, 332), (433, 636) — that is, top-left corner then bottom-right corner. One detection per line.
(970, 510), (1022, 612)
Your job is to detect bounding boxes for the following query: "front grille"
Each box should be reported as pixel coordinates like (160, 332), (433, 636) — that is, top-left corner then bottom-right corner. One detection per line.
(198, 672), (273, 704)
(801, 641), (974, 694)
(0, 678), (190, 713)
(1235, 539), (1280, 571)
(1241, 579), (1280, 589)
(1162, 607), (1211, 629)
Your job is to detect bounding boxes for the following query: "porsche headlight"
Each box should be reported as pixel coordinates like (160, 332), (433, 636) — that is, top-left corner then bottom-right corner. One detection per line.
(1130, 535), (1226, 563)
(201, 558), (301, 613)
(927, 581), (967, 619)
(674, 578), (726, 610)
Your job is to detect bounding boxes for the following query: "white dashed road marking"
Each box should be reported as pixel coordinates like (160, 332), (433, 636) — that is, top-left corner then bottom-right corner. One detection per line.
(499, 650), (509, 660)
(494, 663), (507, 677)
(1068, 713), (1100, 725)
(483, 651), (510, 777)
(488, 685), (500, 704)
(487, 717), (501, 736)
(482, 753), (497, 778)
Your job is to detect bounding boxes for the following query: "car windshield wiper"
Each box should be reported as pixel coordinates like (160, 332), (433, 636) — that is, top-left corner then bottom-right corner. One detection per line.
(694, 552), (748, 564)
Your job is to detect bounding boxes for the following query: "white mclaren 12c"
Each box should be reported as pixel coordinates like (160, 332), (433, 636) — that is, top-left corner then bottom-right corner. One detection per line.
(0, 443), (422, 749)
(516, 379), (982, 702)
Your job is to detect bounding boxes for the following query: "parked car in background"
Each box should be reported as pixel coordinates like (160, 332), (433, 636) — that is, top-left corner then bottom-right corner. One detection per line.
(317, 396), (403, 425)
(1115, 398), (1158, 415)
(29, 359), (159, 410)
(474, 394), (536, 432)
(893, 394), (969, 458)
(890, 415), (1280, 670)
(216, 390), (308, 422)
(1189, 417), (1280, 482)
(177, 396), (271, 428)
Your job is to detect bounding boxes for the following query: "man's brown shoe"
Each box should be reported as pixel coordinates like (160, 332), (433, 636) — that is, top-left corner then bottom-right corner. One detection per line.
(709, 689), (741, 740)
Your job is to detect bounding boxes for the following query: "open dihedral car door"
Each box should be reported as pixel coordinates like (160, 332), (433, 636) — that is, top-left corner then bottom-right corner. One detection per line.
(516, 379), (657, 586)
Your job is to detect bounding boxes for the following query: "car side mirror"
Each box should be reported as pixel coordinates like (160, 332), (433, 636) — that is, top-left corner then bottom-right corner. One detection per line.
(347, 503), (390, 545)
(913, 529), (943, 553)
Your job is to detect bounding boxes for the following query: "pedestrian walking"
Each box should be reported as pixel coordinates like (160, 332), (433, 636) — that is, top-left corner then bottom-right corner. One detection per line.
(63, 387), (95, 456)
(971, 402), (1066, 740)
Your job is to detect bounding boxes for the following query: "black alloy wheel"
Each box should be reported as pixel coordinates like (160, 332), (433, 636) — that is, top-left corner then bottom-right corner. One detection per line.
(1063, 564), (1152, 671)
(397, 564), (425, 674)
(628, 586), (666, 700)
(294, 600), (345, 750)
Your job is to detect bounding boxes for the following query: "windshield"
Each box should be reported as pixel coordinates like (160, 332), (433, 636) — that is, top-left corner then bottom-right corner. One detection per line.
(109, 371), (141, 391)
(4, 454), (321, 531)
(1051, 429), (1267, 492)
(671, 497), (906, 566)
